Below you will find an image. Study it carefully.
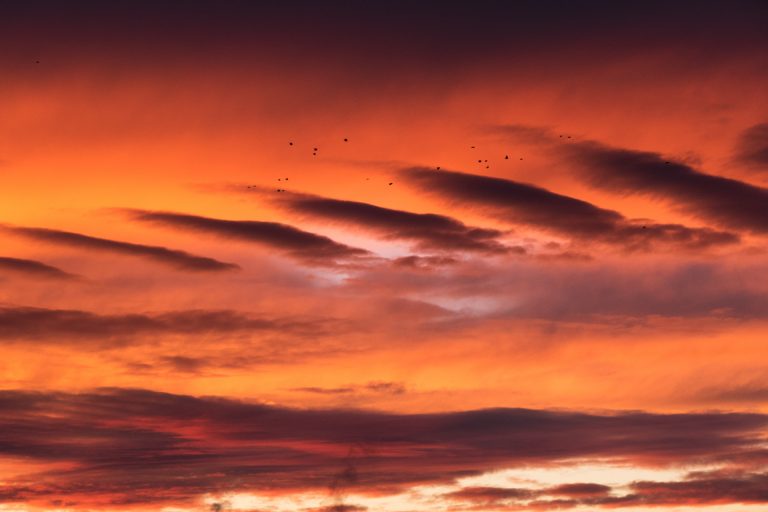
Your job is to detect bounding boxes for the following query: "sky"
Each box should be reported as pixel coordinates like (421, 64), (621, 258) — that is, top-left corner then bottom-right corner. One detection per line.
(1, 1), (768, 511)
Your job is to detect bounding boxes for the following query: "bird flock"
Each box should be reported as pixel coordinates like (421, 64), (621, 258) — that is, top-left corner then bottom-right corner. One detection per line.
(241, 134), (584, 193)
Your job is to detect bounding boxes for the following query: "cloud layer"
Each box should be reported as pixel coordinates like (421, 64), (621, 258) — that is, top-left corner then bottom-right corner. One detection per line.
(0, 388), (765, 508)
(2, 226), (238, 272)
(269, 190), (515, 254)
(401, 167), (740, 251)
(123, 209), (372, 265)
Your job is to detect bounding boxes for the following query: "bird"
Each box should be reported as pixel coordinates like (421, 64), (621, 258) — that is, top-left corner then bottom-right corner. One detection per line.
(470, 145), (476, 149)
(388, 182), (393, 186)
(289, 141), (293, 146)
(343, 138), (348, 142)
(436, 166), (441, 170)
(504, 155), (509, 159)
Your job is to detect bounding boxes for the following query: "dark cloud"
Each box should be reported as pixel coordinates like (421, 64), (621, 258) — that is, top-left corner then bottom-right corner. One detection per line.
(443, 473), (768, 508)
(692, 381), (768, 404)
(364, 382), (406, 394)
(1, 226), (238, 272)
(270, 191), (513, 254)
(292, 382), (405, 396)
(392, 255), (460, 269)
(546, 483), (612, 497)
(122, 209), (371, 265)
(562, 140), (768, 234)
(606, 470), (768, 506)
(0, 388), (766, 507)
(293, 386), (356, 395)
(734, 123), (768, 171)
(446, 486), (535, 503)
(401, 167), (740, 251)
(159, 356), (209, 374)
(444, 483), (611, 506)
(0, 306), (316, 345)
(313, 506), (367, 512)
(0, 256), (78, 280)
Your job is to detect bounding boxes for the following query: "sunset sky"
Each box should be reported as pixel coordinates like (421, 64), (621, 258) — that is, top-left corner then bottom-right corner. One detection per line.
(1, 1), (768, 511)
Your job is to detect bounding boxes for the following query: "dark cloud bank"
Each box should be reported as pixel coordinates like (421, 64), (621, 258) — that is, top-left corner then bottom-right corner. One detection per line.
(0, 388), (766, 507)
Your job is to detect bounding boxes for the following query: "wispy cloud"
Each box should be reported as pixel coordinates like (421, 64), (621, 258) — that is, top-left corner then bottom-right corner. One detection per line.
(0, 256), (78, 280)
(121, 209), (373, 266)
(401, 167), (740, 251)
(1, 226), (238, 272)
(733, 122), (768, 172)
(265, 190), (516, 255)
(560, 140), (768, 234)
(0, 306), (319, 345)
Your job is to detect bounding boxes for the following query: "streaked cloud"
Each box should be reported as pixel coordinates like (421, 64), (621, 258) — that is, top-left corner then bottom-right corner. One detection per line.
(0, 256), (78, 280)
(1, 226), (238, 272)
(401, 167), (739, 251)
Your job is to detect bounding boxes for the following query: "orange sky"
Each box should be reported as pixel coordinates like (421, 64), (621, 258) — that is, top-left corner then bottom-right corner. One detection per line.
(1, 2), (768, 511)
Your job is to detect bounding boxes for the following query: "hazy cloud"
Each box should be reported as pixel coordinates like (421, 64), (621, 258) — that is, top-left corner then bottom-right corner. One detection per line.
(0, 256), (78, 280)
